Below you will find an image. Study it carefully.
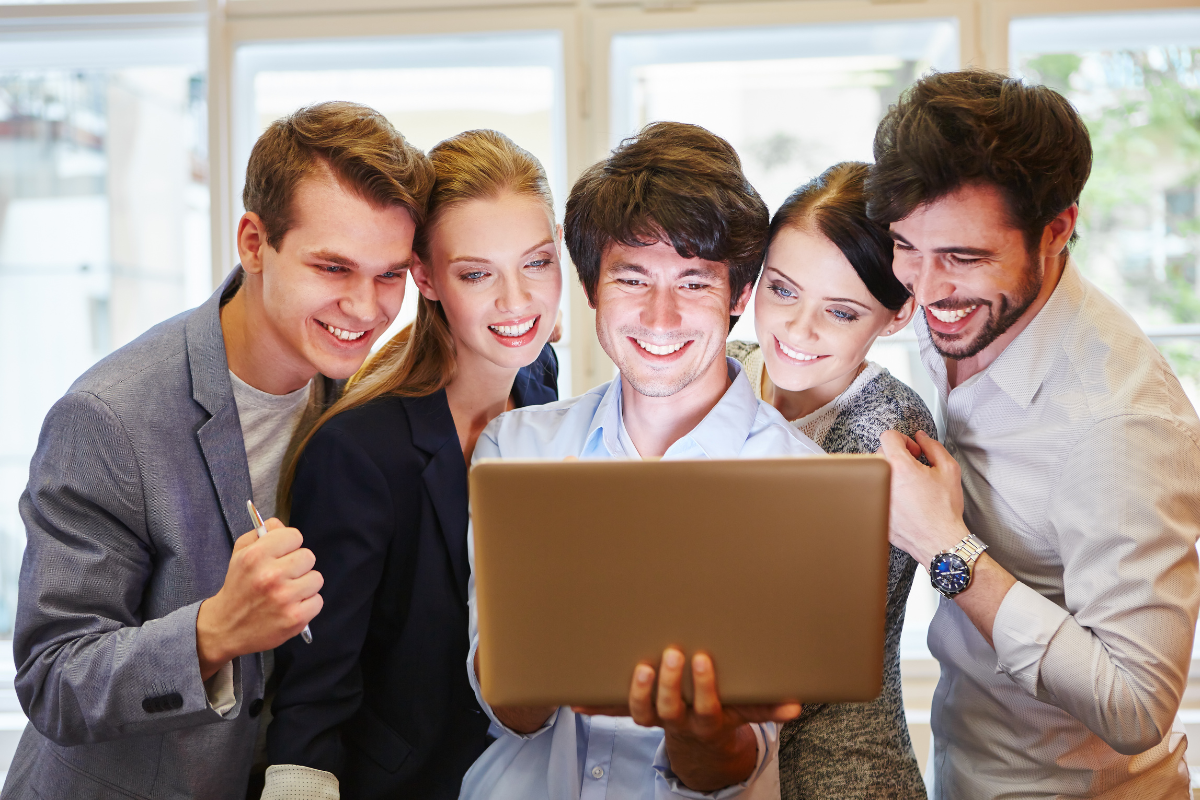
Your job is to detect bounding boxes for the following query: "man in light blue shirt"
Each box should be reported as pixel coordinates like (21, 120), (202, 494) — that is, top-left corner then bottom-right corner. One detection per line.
(461, 122), (822, 800)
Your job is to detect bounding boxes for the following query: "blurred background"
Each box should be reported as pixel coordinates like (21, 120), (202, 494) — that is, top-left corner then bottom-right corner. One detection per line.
(0, 0), (1198, 788)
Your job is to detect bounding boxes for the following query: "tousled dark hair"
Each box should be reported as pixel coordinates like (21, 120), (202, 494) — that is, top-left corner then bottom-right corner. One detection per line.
(867, 69), (1092, 252)
(565, 121), (769, 310)
(771, 162), (909, 311)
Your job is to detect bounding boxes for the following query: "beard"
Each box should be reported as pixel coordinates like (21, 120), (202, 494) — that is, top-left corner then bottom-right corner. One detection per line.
(929, 253), (1043, 361)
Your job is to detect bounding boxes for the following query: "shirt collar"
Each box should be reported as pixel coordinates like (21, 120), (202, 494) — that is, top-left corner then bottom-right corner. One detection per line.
(917, 259), (1086, 410)
(583, 357), (759, 459)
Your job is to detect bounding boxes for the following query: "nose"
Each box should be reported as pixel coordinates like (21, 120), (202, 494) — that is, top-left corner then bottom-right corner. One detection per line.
(640, 284), (683, 333)
(339, 273), (380, 325)
(784, 302), (821, 344)
(496, 273), (534, 316)
(907, 259), (955, 308)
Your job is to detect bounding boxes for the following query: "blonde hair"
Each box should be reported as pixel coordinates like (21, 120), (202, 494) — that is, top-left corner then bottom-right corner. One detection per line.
(278, 129), (554, 518)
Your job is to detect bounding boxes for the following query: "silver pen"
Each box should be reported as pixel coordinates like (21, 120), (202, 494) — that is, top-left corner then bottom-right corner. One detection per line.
(247, 500), (313, 644)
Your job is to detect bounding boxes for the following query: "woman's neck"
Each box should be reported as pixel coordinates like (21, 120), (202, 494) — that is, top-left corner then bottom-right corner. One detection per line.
(762, 359), (866, 422)
(445, 350), (520, 465)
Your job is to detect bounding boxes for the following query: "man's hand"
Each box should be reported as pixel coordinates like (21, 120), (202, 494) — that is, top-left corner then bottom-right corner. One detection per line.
(474, 646), (556, 734)
(878, 430), (1016, 646)
(878, 430), (971, 567)
(195, 519), (323, 680)
(611, 647), (800, 792)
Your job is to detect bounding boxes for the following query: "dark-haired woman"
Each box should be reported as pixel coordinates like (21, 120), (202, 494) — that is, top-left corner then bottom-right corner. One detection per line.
(728, 161), (934, 799)
(261, 129), (563, 800)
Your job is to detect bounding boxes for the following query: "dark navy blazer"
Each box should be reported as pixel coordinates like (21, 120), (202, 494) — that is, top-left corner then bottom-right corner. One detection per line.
(268, 345), (559, 799)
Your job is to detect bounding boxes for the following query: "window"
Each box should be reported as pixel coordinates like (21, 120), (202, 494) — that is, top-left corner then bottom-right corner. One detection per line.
(1013, 11), (1200, 407)
(234, 32), (573, 393)
(0, 30), (208, 635)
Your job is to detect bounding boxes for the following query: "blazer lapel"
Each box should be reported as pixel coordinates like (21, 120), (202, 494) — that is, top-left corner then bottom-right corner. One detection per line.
(402, 392), (471, 599)
(187, 268), (254, 544)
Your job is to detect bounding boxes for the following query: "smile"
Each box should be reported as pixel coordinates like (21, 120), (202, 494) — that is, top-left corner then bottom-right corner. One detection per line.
(928, 305), (978, 323)
(776, 337), (823, 362)
(319, 321), (368, 342)
(635, 339), (686, 356)
(489, 318), (536, 338)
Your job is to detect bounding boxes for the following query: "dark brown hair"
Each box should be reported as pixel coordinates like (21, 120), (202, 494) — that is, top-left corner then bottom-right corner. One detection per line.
(866, 69), (1092, 251)
(565, 121), (769, 309)
(243, 101), (434, 249)
(771, 162), (909, 311)
(278, 129), (552, 519)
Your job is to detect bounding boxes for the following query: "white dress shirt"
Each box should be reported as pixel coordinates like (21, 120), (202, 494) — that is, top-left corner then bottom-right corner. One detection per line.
(461, 358), (822, 800)
(920, 260), (1200, 798)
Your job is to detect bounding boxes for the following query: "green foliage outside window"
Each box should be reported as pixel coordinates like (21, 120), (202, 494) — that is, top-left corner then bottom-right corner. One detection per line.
(1021, 48), (1200, 394)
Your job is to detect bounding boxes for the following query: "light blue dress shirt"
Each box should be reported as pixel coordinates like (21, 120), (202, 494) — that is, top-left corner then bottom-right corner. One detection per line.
(461, 359), (822, 800)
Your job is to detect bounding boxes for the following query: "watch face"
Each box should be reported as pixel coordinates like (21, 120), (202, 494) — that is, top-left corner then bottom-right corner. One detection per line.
(931, 552), (970, 595)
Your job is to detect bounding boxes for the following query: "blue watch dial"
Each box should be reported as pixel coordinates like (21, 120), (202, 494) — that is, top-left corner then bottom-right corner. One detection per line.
(931, 552), (971, 595)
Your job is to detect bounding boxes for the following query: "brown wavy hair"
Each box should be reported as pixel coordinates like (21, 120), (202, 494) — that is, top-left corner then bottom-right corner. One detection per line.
(277, 129), (553, 519)
(565, 121), (769, 311)
(866, 69), (1092, 251)
(243, 101), (434, 247)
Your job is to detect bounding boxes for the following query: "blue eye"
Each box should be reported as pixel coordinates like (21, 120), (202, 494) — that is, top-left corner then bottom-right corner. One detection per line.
(462, 271), (488, 282)
(830, 308), (859, 322)
(528, 258), (550, 268)
(769, 284), (795, 299)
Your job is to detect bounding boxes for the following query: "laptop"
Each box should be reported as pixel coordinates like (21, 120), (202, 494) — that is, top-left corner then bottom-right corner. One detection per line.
(469, 456), (891, 708)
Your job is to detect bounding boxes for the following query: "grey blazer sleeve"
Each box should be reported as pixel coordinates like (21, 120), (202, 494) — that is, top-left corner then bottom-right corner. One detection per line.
(14, 390), (228, 745)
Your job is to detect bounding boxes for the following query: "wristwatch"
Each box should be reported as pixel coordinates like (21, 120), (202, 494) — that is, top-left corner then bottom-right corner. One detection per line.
(930, 533), (988, 598)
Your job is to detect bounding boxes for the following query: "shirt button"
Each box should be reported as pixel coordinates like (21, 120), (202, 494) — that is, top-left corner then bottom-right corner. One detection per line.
(591, 766), (604, 779)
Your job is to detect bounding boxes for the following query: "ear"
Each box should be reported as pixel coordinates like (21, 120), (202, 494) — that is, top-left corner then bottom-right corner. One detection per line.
(236, 213), (270, 275)
(882, 296), (917, 336)
(409, 256), (439, 302)
(1043, 203), (1079, 258)
(555, 223), (564, 253)
(731, 280), (754, 317)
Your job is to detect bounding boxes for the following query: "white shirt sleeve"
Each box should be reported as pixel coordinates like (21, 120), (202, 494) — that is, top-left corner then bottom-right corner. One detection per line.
(652, 722), (778, 798)
(996, 414), (1200, 755)
(260, 764), (339, 800)
(991, 581), (1070, 695)
(202, 661), (236, 717)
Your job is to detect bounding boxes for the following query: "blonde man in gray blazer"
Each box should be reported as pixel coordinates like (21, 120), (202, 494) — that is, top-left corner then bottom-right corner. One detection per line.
(2, 102), (431, 800)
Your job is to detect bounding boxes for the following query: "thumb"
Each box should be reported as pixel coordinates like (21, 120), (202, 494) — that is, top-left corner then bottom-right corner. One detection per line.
(878, 430), (919, 464)
(264, 517), (285, 531)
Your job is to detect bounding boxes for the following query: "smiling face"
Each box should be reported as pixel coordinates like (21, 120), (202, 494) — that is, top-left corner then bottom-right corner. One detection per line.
(594, 239), (748, 398)
(754, 226), (913, 395)
(889, 184), (1043, 362)
(413, 191), (562, 374)
(244, 172), (415, 383)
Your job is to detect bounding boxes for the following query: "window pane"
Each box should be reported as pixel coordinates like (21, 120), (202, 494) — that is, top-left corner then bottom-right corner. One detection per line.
(1012, 12), (1200, 405)
(612, 24), (958, 659)
(237, 33), (572, 394)
(0, 41), (209, 636)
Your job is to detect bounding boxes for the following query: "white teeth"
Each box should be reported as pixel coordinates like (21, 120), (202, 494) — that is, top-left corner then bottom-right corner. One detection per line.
(928, 305), (978, 323)
(489, 318), (536, 337)
(635, 339), (686, 356)
(321, 322), (367, 342)
(777, 339), (821, 362)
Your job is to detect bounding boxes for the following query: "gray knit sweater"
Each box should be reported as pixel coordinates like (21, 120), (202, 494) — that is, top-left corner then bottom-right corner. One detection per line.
(727, 341), (935, 800)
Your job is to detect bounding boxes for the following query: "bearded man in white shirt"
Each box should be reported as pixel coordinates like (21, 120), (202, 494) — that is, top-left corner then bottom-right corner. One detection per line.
(873, 69), (1200, 797)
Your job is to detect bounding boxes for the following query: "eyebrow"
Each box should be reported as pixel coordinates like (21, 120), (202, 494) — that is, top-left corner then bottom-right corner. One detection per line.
(447, 238), (557, 266)
(309, 250), (412, 272)
(889, 232), (996, 258)
(608, 262), (721, 281)
(764, 266), (872, 310)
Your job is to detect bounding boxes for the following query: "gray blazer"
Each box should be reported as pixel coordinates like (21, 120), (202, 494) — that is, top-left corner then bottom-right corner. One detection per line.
(2, 270), (333, 800)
